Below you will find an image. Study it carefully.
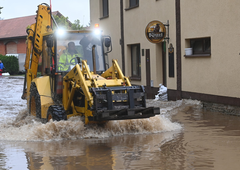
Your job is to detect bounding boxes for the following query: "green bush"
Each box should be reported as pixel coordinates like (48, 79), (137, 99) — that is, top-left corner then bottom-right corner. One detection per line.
(0, 54), (19, 75)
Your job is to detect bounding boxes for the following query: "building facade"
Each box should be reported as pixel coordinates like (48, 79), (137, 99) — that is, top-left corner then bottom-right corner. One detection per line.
(89, 0), (240, 106)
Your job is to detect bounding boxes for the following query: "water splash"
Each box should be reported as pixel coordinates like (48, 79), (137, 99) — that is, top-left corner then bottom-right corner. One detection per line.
(0, 107), (183, 141)
(0, 77), (204, 141)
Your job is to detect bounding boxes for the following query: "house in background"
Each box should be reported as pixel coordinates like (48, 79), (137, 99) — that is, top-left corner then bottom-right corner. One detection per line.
(0, 11), (69, 72)
(90, 0), (240, 107)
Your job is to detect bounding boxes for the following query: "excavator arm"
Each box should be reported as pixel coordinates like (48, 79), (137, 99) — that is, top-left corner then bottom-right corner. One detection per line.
(22, 3), (53, 100)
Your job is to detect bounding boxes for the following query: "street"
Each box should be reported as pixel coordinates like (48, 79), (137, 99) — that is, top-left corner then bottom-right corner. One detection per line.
(0, 77), (240, 170)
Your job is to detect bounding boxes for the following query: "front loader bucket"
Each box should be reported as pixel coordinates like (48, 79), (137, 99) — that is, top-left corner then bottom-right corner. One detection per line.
(88, 85), (160, 121)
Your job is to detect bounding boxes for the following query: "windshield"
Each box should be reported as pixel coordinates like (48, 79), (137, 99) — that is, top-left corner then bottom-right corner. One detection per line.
(56, 32), (105, 72)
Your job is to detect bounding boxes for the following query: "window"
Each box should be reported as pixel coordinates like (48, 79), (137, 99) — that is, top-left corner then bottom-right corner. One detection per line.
(190, 37), (211, 55)
(56, 32), (105, 72)
(129, 0), (139, 8)
(131, 44), (141, 79)
(101, 0), (109, 18)
(6, 41), (17, 54)
(126, 0), (139, 10)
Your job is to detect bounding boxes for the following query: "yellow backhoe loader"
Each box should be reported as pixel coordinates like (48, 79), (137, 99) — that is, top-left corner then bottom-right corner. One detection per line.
(22, 3), (160, 124)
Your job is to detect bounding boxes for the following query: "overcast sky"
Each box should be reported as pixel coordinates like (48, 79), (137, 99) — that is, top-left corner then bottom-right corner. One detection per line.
(0, 0), (90, 26)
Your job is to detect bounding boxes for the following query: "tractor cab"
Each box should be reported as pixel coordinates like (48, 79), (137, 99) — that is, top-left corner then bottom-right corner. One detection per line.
(55, 31), (107, 73)
(40, 30), (111, 99)
(41, 30), (111, 75)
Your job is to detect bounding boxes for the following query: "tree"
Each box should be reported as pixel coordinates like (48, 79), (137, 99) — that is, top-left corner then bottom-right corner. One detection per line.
(53, 15), (84, 30)
(0, 6), (3, 19)
(0, 55), (19, 75)
(53, 15), (71, 30)
(71, 19), (84, 30)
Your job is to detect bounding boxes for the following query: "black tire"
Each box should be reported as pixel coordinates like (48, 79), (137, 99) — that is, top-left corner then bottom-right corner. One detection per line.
(29, 82), (42, 119)
(47, 105), (67, 122)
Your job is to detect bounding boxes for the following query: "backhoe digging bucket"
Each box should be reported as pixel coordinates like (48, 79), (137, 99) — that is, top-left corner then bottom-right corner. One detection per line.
(88, 85), (160, 121)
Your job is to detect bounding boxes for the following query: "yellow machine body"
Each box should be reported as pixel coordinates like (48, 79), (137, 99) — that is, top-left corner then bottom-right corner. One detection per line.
(22, 3), (160, 124)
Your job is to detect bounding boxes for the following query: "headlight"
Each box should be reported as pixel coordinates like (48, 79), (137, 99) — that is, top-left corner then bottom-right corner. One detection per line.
(56, 27), (66, 37)
(94, 29), (101, 35)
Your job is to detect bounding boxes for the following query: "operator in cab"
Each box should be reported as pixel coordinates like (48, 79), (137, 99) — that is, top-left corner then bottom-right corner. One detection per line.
(80, 34), (101, 71)
(58, 42), (83, 71)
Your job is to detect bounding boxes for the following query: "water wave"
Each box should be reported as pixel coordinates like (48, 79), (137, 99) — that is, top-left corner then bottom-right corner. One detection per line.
(0, 109), (183, 141)
(0, 77), (201, 141)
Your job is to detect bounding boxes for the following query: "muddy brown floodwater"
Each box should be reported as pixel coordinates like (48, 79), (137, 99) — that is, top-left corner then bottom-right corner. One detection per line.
(0, 77), (240, 170)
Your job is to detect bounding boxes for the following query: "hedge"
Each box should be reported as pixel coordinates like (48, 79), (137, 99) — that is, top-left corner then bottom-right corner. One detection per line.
(0, 55), (19, 75)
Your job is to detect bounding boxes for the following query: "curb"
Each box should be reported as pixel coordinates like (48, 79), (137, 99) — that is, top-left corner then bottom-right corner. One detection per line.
(1, 76), (24, 79)
(8, 76), (24, 79)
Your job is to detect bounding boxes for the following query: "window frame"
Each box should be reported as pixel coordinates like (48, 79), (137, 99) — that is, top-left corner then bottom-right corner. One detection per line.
(130, 44), (141, 80)
(100, 0), (109, 19)
(190, 37), (211, 55)
(125, 0), (139, 10)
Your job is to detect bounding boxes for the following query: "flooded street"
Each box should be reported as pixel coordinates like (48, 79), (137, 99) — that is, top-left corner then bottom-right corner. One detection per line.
(1, 77), (240, 170)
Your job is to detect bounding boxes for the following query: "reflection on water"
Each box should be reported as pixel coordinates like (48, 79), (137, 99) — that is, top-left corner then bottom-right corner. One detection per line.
(0, 132), (182, 170)
(1, 77), (240, 169)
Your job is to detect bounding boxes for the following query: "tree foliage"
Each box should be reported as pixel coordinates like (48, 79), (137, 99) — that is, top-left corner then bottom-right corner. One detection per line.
(53, 15), (70, 29)
(53, 15), (84, 30)
(0, 55), (19, 75)
(71, 19), (84, 30)
(0, 6), (3, 14)
(0, 6), (3, 19)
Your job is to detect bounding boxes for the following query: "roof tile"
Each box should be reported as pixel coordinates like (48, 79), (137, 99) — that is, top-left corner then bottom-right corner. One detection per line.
(0, 11), (60, 40)
(0, 15), (36, 39)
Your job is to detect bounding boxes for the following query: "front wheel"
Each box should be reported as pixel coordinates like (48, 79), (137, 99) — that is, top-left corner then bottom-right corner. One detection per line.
(29, 82), (41, 119)
(47, 105), (67, 122)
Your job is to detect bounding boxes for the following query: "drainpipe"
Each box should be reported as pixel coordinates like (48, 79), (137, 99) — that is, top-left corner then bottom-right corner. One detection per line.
(176, 0), (182, 99)
(120, 0), (125, 75)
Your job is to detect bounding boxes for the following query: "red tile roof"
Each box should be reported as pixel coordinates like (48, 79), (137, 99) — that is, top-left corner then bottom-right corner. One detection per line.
(0, 11), (65, 40)
(0, 15), (36, 39)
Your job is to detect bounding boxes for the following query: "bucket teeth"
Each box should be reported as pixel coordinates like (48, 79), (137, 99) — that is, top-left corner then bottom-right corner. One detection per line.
(89, 107), (160, 121)
(88, 86), (160, 121)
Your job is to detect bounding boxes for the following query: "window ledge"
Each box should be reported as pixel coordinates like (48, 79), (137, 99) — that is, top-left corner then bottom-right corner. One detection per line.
(99, 15), (109, 20)
(130, 77), (141, 81)
(125, 5), (139, 11)
(184, 54), (211, 58)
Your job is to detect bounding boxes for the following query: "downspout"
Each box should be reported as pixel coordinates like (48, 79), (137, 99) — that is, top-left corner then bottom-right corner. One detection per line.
(120, 0), (125, 75)
(176, 0), (182, 99)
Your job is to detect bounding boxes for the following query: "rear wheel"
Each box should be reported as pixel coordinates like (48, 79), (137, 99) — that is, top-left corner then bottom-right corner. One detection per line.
(29, 82), (41, 118)
(47, 105), (67, 122)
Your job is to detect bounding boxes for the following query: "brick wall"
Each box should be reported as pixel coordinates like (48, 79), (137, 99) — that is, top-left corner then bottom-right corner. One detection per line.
(0, 41), (6, 55)
(17, 39), (27, 53)
(0, 38), (27, 55)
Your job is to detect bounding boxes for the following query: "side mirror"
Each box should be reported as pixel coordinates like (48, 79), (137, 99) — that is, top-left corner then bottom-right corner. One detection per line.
(105, 37), (111, 47)
(47, 38), (53, 48)
(103, 36), (112, 54)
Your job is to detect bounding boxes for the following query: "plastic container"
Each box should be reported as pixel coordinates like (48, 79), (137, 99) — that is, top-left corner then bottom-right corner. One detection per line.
(185, 48), (193, 55)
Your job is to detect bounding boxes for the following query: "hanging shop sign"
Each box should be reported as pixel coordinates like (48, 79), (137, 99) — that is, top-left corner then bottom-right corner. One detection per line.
(145, 20), (167, 43)
(168, 43), (174, 77)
